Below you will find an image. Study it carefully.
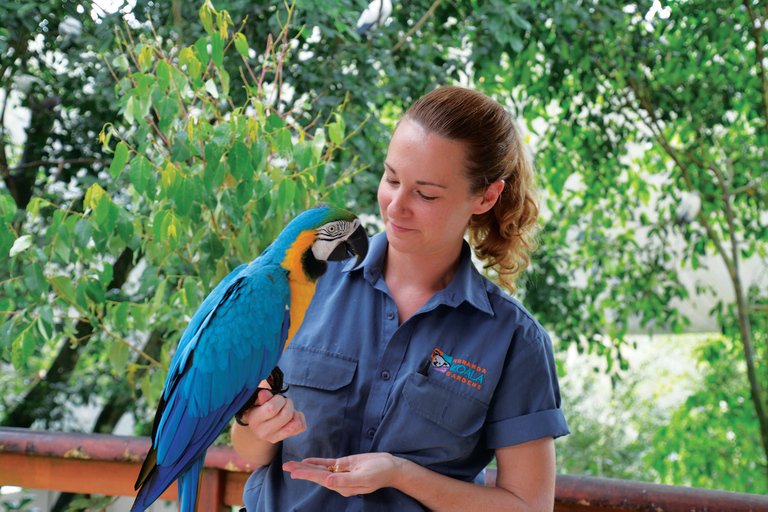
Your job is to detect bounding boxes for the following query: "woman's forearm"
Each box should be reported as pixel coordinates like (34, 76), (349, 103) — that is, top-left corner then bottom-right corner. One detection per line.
(231, 420), (280, 466)
(390, 458), (539, 512)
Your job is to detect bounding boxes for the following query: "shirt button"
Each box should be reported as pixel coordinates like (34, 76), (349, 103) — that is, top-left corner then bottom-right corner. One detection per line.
(381, 370), (391, 380)
(386, 311), (395, 320)
(367, 428), (376, 439)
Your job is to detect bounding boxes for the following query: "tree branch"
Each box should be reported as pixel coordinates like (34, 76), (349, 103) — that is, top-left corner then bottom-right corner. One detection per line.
(391, 0), (446, 54)
(2, 157), (105, 172)
(743, 0), (768, 134)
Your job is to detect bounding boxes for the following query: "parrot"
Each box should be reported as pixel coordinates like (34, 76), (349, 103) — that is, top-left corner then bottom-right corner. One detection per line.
(131, 204), (368, 512)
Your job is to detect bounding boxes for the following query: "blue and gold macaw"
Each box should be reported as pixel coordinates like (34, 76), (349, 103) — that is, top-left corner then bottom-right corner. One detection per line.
(131, 204), (368, 512)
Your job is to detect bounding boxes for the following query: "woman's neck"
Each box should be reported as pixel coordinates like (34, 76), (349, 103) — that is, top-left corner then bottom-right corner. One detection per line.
(382, 243), (463, 322)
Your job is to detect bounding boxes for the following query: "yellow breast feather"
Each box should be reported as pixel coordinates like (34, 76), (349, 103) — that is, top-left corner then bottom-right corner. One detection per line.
(281, 230), (318, 349)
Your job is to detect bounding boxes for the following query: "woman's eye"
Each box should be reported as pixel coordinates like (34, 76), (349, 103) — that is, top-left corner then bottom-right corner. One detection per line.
(385, 177), (399, 185)
(418, 192), (437, 201)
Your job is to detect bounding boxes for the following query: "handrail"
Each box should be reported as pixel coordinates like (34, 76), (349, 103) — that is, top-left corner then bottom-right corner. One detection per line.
(2, 427), (768, 511)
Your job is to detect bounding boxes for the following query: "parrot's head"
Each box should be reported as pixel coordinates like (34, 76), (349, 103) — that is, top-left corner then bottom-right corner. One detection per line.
(278, 204), (368, 282)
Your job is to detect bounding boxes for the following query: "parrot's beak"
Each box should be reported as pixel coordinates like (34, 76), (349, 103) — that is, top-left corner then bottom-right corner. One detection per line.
(328, 221), (368, 268)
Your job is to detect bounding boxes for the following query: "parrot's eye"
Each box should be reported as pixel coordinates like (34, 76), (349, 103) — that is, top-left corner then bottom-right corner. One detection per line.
(328, 225), (337, 233)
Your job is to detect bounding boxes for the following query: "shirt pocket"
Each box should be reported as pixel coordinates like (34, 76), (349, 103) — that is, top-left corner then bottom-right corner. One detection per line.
(402, 372), (488, 436)
(377, 372), (490, 474)
(279, 345), (357, 459)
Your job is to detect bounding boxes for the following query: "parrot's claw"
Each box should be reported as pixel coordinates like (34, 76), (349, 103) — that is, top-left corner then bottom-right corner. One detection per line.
(234, 366), (288, 426)
(265, 366), (289, 394)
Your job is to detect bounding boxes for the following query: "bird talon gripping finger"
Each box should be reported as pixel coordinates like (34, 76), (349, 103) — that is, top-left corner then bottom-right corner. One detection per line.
(233, 366), (289, 426)
(131, 205), (368, 512)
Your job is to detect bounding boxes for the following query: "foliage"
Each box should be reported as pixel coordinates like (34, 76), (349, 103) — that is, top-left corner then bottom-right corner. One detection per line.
(1, 0), (767, 495)
(494, 0), (768, 477)
(1, 494), (34, 512)
(648, 329), (767, 493)
(0, 1), (359, 433)
(556, 334), (702, 482)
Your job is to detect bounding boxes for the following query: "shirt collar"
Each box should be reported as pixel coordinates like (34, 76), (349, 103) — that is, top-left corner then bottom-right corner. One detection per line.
(343, 232), (494, 316)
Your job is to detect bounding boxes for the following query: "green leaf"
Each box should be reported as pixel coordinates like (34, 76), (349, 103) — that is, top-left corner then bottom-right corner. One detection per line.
(234, 32), (249, 57)
(236, 179), (254, 206)
(49, 276), (77, 306)
(228, 140), (252, 180)
(109, 142), (130, 178)
(199, 2), (213, 34)
(328, 122), (342, 146)
(0, 193), (18, 222)
(211, 32), (224, 68)
(0, 225), (16, 259)
(311, 128), (326, 162)
(174, 175), (196, 217)
(203, 144), (225, 192)
(114, 301), (131, 330)
(11, 330), (35, 371)
(129, 155), (152, 194)
(278, 177), (296, 210)
(152, 278), (168, 312)
(250, 139), (267, 172)
(85, 277), (106, 304)
(116, 213), (134, 244)
(184, 279), (199, 311)
(156, 60), (172, 92)
(202, 231), (225, 260)
(161, 212), (181, 250)
(187, 55), (202, 81)
(74, 217), (92, 247)
(9, 235), (32, 257)
(205, 78), (219, 99)
(109, 342), (131, 373)
(112, 55), (130, 73)
(266, 113), (285, 131)
(161, 165), (179, 199)
(276, 128), (293, 156)
(219, 67), (230, 95)
(24, 262), (46, 298)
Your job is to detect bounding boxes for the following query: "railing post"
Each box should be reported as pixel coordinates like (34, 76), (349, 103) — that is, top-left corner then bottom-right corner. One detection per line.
(198, 468), (228, 512)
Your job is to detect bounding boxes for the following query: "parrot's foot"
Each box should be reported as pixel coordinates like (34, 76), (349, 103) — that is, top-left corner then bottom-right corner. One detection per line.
(265, 366), (289, 394)
(234, 366), (289, 427)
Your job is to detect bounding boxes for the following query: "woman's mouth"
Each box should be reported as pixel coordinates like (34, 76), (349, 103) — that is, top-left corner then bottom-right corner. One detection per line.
(388, 221), (412, 233)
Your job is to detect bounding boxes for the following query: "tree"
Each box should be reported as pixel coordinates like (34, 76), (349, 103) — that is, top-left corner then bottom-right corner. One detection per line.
(482, 0), (768, 482)
(648, 331), (767, 493)
(0, 1), (359, 436)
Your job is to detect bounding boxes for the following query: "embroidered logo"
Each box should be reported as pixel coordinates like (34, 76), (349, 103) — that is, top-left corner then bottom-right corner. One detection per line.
(430, 348), (485, 390)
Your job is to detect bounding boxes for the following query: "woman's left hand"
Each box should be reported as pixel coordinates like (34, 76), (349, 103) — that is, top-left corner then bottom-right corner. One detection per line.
(283, 452), (404, 497)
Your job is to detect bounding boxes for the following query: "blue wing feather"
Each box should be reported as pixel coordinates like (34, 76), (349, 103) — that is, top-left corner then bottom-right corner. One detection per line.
(131, 261), (291, 512)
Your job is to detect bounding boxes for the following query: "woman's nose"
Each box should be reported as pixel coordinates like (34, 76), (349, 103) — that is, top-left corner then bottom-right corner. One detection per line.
(388, 188), (408, 216)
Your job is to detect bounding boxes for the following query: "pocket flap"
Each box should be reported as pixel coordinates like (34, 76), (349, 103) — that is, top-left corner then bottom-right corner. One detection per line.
(280, 346), (357, 391)
(403, 373), (488, 436)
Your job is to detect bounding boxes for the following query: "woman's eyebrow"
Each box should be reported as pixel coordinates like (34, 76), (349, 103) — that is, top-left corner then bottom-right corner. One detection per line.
(383, 162), (447, 188)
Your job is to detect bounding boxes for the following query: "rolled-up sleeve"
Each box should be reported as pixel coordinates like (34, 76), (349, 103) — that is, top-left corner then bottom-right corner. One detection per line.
(485, 327), (569, 449)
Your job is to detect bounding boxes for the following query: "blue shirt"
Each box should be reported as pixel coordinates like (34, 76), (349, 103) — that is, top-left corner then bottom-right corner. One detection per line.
(243, 232), (569, 511)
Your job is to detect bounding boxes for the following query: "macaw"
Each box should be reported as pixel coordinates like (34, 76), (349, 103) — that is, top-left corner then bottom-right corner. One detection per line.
(131, 204), (368, 512)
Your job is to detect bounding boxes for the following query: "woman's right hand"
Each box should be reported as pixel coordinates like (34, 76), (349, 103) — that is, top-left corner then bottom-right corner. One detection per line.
(232, 385), (306, 466)
(242, 388), (307, 444)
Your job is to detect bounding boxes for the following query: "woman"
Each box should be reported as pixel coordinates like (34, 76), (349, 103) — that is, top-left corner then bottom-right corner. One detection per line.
(233, 86), (569, 511)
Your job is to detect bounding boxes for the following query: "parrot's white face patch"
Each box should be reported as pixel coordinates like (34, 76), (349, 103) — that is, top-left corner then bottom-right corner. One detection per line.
(311, 218), (361, 261)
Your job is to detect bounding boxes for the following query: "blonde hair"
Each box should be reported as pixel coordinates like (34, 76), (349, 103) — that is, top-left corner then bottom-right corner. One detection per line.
(403, 86), (539, 293)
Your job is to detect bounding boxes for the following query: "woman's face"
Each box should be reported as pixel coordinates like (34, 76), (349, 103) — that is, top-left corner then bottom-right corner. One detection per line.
(378, 118), (497, 260)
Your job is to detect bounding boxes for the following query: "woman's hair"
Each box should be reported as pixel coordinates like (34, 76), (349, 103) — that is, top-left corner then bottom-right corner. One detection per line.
(402, 86), (539, 293)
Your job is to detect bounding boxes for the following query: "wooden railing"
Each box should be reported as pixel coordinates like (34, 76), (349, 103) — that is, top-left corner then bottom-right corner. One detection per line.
(2, 427), (768, 511)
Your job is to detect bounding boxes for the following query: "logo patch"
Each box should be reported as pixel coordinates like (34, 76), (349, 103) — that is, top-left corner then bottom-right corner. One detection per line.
(430, 348), (485, 390)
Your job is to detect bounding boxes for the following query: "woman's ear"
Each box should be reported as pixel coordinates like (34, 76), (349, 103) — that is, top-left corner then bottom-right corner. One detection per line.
(473, 180), (504, 215)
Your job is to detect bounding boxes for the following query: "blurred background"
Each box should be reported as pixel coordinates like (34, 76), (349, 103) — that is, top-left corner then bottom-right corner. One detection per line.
(0, 0), (766, 510)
